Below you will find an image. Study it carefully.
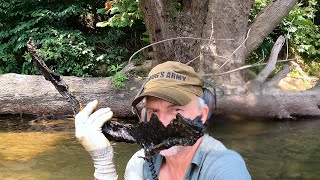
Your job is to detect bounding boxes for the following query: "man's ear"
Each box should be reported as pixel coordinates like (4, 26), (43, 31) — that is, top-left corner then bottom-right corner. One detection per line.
(200, 104), (209, 124)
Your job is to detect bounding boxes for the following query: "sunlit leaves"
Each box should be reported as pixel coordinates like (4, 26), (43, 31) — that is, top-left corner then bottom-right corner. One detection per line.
(96, 0), (142, 27)
(248, 0), (320, 76)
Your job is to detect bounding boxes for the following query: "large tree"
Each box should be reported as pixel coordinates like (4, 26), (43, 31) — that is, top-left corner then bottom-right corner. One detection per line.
(136, 0), (319, 118)
(1, 0), (319, 118)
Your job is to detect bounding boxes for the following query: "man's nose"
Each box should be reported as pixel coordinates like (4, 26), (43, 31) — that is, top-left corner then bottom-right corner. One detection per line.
(157, 113), (173, 127)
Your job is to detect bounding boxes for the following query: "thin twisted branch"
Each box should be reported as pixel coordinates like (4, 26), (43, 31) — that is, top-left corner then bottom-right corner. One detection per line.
(219, 29), (251, 69)
(203, 59), (295, 77)
(128, 37), (234, 63)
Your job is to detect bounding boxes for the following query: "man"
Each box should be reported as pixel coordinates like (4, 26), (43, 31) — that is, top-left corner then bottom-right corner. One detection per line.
(75, 61), (251, 179)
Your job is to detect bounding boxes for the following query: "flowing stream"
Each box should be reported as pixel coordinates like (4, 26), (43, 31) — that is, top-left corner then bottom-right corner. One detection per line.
(0, 115), (319, 180)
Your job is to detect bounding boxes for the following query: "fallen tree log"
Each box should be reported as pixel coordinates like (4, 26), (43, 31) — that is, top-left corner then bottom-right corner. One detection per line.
(0, 73), (142, 118)
(218, 88), (320, 119)
(1, 36), (319, 118)
(0, 73), (319, 118)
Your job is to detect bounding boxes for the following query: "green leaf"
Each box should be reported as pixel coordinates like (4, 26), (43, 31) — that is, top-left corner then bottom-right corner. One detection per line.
(97, 8), (107, 14)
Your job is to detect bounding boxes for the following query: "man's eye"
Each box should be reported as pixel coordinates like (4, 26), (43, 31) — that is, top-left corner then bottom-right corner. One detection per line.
(175, 108), (182, 112)
(148, 110), (157, 114)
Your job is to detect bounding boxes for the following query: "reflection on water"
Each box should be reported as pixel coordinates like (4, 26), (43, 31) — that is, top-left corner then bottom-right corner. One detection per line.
(1, 132), (67, 161)
(0, 131), (93, 179)
(0, 115), (319, 180)
(208, 117), (320, 180)
(0, 116), (139, 180)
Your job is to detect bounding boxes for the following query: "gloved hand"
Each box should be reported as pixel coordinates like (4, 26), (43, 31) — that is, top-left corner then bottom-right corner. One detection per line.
(75, 100), (113, 152)
(75, 100), (118, 180)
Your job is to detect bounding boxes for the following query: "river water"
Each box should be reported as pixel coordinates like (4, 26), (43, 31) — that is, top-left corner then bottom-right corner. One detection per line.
(0, 115), (319, 180)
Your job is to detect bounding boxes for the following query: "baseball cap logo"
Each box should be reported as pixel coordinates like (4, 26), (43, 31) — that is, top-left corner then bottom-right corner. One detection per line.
(149, 71), (187, 81)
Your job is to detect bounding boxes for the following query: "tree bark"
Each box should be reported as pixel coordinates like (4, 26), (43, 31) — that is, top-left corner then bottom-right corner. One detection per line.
(199, 0), (254, 85)
(1, 73), (319, 118)
(138, 0), (210, 65)
(218, 89), (320, 119)
(265, 64), (291, 87)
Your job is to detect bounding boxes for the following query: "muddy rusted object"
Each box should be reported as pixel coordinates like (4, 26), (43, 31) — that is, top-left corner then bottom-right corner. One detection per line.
(102, 113), (204, 157)
(27, 38), (81, 114)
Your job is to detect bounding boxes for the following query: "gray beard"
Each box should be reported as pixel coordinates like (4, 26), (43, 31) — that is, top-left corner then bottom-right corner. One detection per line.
(159, 146), (186, 156)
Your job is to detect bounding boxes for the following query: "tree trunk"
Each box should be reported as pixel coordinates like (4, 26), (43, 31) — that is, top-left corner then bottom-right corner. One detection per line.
(0, 73), (319, 118)
(138, 0), (210, 65)
(199, 0), (254, 85)
(138, 0), (297, 85)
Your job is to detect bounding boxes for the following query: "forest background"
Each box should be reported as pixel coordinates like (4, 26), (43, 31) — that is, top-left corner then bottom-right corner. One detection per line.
(0, 0), (319, 88)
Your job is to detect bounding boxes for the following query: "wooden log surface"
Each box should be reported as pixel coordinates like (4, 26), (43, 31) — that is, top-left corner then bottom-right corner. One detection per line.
(0, 73), (142, 117)
(0, 73), (319, 119)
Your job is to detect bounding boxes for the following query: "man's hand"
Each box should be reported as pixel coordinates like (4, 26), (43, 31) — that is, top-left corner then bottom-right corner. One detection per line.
(75, 100), (113, 152)
(75, 100), (118, 179)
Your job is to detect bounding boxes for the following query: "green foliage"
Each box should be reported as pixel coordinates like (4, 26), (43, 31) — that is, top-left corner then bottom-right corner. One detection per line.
(307, 61), (320, 77)
(281, 0), (320, 60)
(0, 1), (87, 73)
(108, 72), (128, 88)
(172, 0), (183, 11)
(95, 0), (149, 72)
(107, 63), (125, 73)
(248, 0), (320, 76)
(141, 31), (151, 43)
(85, 29), (133, 76)
(107, 63), (129, 88)
(0, 0), (145, 78)
(96, 0), (142, 27)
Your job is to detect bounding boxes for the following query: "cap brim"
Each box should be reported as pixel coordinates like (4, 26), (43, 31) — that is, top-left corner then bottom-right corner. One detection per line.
(132, 87), (194, 107)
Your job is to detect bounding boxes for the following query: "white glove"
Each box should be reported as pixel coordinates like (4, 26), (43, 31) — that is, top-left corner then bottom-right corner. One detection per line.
(75, 100), (118, 180)
(75, 100), (113, 151)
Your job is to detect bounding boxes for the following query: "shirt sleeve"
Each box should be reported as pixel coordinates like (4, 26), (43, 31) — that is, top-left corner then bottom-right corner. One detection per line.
(124, 149), (145, 180)
(205, 151), (251, 180)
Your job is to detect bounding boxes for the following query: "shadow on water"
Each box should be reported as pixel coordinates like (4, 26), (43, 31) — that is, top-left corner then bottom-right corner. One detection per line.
(0, 114), (319, 180)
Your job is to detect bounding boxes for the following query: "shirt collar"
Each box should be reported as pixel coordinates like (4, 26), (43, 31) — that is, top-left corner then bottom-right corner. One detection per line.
(190, 134), (209, 166)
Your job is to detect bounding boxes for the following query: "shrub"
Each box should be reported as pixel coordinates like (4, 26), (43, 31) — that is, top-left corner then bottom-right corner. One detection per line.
(0, 0), (145, 78)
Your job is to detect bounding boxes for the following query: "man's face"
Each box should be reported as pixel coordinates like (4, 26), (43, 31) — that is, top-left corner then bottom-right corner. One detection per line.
(145, 95), (207, 126)
(145, 95), (208, 156)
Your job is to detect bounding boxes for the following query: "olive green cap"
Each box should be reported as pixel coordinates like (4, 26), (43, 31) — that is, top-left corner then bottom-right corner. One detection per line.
(132, 61), (204, 107)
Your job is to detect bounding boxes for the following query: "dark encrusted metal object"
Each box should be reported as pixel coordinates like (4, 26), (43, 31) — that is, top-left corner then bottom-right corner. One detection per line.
(27, 38), (80, 114)
(102, 113), (205, 157)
